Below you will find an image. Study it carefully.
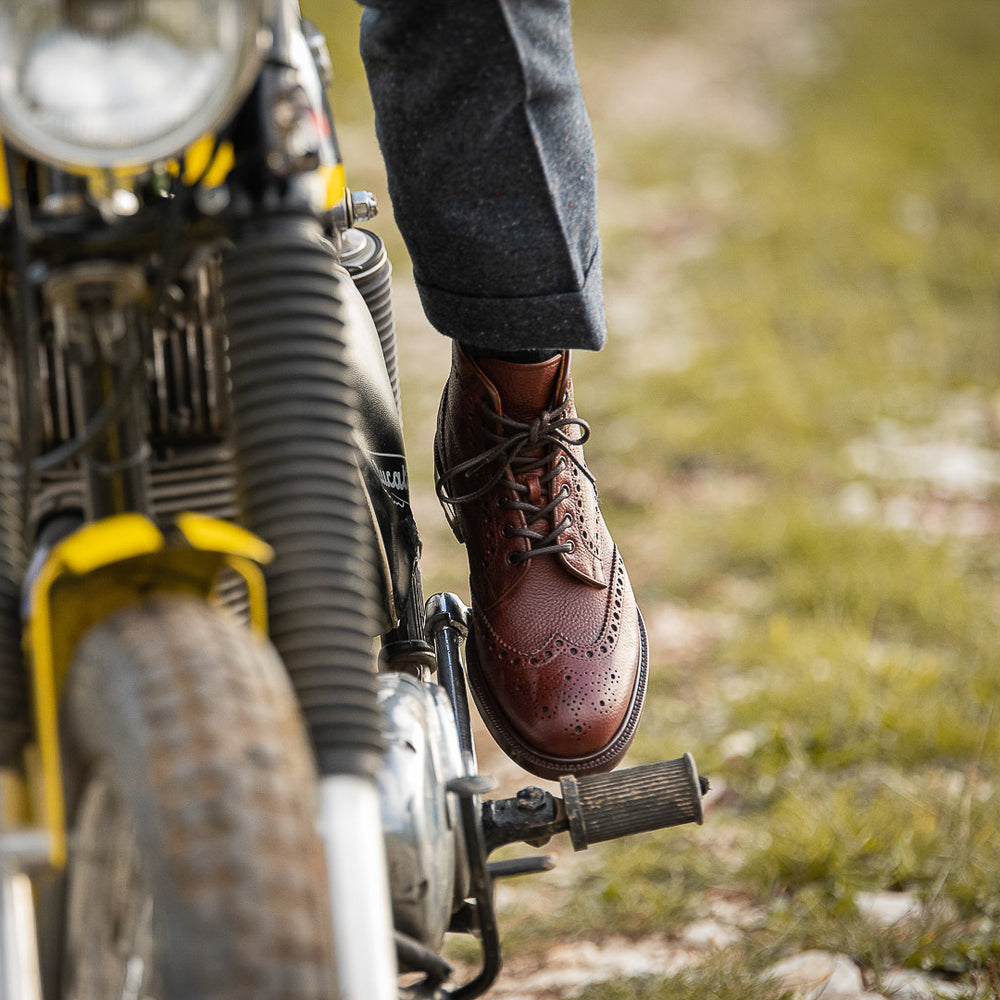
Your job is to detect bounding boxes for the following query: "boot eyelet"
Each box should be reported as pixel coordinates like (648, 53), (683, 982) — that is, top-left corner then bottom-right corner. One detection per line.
(501, 524), (513, 538)
(506, 552), (521, 566)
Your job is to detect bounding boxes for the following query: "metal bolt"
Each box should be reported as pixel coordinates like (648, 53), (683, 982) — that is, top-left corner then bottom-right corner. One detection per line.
(109, 189), (140, 218)
(447, 774), (498, 797)
(516, 786), (547, 813)
(272, 90), (300, 130)
(39, 192), (87, 217)
(195, 184), (231, 217)
(350, 189), (378, 222)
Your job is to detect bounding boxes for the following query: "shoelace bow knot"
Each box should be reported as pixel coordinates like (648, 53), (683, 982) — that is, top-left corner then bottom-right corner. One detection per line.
(437, 400), (595, 563)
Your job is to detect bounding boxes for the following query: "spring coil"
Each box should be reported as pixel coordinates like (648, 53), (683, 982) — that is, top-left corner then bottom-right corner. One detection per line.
(222, 215), (383, 780)
(341, 229), (401, 415)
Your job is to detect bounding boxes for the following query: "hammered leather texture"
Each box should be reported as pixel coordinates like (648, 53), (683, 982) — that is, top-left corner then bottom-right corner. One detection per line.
(435, 344), (646, 778)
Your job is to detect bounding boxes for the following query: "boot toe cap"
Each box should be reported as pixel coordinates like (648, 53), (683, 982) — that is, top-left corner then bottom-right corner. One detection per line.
(468, 599), (648, 778)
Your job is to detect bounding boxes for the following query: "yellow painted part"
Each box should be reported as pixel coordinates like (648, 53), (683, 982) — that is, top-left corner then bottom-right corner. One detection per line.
(203, 143), (235, 188)
(0, 139), (10, 211)
(183, 134), (215, 181)
(23, 747), (47, 840)
(176, 512), (274, 566)
(55, 513), (163, 575)
(176, 513), (272, 633)
(182, 135), (235, 188)
(124, 135), (233, 186)
(27, 553), (70, 867)
(78, 167), (146, 201)
(320, 162), (347, 210)
(24, 513), (274, 869)
(226, 556), (270, 634)
(0, 767), (28, 831)
(23, 511), (163, 863)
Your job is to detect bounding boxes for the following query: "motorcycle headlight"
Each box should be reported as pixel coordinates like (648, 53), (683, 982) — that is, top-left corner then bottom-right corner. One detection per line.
(0, 0), (271, 170)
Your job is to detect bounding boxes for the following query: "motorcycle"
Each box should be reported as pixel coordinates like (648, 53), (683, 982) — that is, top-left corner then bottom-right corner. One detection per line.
(0, 2), (707, 998)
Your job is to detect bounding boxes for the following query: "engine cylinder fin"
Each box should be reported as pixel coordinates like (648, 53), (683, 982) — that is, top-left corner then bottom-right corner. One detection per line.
(0, 333), (27, 765)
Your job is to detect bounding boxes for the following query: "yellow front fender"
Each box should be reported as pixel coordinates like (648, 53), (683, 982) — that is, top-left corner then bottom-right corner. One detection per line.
(23, 513), (273, 868)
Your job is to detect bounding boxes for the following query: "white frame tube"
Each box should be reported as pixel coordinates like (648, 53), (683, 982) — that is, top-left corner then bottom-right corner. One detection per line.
(0, 867), (42, 1000)
(317, 775), (397, 1000)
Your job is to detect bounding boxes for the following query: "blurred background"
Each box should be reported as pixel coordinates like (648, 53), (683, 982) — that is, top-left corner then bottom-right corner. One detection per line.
(304, 1), (1000, 996)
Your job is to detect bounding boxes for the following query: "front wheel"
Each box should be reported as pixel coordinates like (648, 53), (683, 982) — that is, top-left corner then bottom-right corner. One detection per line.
(58, 596), (336, 1000)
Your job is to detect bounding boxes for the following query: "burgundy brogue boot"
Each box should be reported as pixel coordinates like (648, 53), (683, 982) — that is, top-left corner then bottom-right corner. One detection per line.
(435, 344), (648, 780)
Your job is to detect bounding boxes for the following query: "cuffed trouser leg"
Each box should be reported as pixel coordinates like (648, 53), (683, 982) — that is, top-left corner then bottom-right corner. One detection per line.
(358, 0), (606, 352)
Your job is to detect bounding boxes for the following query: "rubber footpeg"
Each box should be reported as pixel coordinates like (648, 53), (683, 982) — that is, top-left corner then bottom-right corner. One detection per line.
(559, 753), (705, 851)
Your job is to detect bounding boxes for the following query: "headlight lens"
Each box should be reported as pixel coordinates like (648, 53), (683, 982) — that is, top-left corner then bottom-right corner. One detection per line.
(0, 0), (270, 170)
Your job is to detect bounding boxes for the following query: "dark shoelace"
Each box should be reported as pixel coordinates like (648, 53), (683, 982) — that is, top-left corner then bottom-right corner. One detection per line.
(436, 399), (595, 563)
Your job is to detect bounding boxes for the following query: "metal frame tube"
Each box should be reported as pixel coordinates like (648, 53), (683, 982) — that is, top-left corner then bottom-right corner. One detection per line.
(425, 593), (476, 773)
(0, 867), (42, 1000)
(317, 774), (397, 1000)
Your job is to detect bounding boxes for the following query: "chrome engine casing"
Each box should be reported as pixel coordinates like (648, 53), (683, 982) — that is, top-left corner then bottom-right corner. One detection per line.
(376, 672), (469, 951)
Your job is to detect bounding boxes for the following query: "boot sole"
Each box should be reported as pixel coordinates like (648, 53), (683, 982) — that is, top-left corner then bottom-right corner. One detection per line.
(464, 609), (649, 782)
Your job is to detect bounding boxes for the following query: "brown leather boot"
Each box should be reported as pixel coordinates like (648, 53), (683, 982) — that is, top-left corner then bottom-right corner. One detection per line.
(435, 343), (648, 780)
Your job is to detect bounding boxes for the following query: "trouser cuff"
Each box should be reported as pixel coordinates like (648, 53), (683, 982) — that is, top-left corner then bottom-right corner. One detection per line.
(414, 248), (607, 353)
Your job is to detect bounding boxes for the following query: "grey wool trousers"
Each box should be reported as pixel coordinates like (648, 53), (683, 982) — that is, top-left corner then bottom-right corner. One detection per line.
(357, 0), (607, 352)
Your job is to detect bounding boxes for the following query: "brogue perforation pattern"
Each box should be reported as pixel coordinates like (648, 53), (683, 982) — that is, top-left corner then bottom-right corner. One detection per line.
(472, 549), (634, 751)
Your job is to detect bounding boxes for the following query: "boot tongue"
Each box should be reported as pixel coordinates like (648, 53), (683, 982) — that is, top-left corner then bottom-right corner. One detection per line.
(475, 352), (567, 424)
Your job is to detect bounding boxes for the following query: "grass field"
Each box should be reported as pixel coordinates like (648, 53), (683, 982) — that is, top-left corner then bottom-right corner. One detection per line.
(304, 1), (1000, 995)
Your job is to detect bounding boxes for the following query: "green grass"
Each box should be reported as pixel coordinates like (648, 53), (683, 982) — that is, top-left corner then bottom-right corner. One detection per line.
(573, 957), (781, 1000)
(496, 830), (718, 950)
(559, 0), (1000, 990)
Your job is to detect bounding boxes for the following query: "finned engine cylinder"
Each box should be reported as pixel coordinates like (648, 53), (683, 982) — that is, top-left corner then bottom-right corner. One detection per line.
(0, 334), (25, 766)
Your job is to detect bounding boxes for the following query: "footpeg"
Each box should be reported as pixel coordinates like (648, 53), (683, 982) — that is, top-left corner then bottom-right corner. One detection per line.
(560, 753), (705, 851)
(480, 754), (707, 856)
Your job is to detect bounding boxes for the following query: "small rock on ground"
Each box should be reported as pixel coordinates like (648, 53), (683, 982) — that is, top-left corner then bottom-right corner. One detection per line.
(484, 937), (702, 999)
(767, 950), (869, 999)
(855, 890), (924, 928)
(880, 969), (966, 999)
(680, 918), (743, 950)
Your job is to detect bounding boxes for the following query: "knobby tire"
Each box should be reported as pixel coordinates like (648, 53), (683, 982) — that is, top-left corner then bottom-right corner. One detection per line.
(58, 596), (336, 1000)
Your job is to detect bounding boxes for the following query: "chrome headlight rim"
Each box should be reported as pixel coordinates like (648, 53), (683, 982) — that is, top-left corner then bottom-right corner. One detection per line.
(0, 0), (274, 172)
